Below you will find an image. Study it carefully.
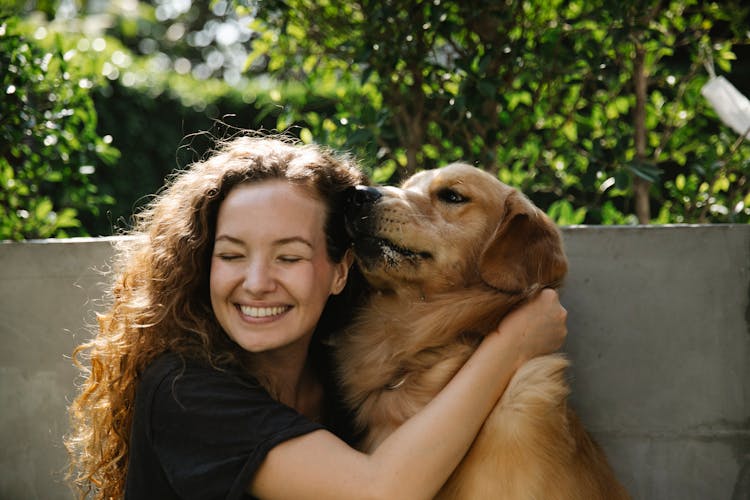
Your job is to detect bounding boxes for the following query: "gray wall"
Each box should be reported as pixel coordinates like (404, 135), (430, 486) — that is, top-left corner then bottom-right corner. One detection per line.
(1, 226), (748, 499)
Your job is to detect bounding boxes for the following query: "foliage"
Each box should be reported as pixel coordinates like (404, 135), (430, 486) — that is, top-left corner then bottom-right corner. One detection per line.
(0, 16), (119, 240)
(248, 0), (750, 224)
(7, 4), (288, 236)
(87, 81), (281, 235)
(4, 0), (749, 239)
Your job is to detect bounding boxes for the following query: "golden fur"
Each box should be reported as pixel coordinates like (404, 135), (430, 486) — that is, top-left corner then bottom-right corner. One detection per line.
(336, 163), (630, 499)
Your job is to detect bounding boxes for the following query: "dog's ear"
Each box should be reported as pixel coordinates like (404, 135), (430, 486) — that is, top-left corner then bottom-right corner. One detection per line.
(479, 192), (568, 293)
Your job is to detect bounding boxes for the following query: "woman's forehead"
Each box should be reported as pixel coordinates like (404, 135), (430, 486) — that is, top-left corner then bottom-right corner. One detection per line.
(216, 181), (327, 240)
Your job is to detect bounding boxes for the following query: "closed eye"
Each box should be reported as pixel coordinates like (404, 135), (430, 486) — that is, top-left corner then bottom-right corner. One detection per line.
(437, 188), (469, 204)
(216, 253), (243, 261)
(278, 255), (304, 263)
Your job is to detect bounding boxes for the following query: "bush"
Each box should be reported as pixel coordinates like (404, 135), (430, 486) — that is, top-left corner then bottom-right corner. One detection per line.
(0, 16), (119, 240)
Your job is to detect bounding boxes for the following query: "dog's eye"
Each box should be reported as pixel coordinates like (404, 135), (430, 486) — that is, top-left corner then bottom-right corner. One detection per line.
(437, 188), (469, 204)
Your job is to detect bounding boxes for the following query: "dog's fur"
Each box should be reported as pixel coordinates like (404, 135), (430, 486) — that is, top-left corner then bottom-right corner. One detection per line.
(336, 163), (629, 499)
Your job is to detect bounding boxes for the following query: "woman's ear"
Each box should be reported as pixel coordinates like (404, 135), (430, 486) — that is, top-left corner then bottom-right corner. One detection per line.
(330, 248), (354, 295)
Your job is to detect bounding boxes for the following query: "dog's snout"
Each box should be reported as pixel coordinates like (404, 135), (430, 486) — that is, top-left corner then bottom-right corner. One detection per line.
(344, 185), (381, 238)
(346, 185), (382, 209)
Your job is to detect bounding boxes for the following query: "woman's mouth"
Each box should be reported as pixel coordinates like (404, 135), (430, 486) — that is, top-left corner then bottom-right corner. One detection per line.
(238, 305), (291, 319)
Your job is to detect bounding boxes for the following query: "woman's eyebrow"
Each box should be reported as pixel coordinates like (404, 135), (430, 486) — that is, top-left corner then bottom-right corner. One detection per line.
(274, 236), (313, 249)
(214, 234), (243, 244)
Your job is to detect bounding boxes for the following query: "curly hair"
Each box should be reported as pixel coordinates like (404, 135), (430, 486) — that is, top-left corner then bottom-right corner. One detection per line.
(65, 135), (369, 499)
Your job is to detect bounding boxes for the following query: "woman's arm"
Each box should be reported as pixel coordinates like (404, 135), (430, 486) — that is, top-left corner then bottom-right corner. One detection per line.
(251, 289), (567, 500)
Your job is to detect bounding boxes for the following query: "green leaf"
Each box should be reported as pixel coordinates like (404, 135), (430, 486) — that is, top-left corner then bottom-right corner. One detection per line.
(54, 208), (81, 229)
(34, 198), (53, 220)
(548, 200), (587, 225)
(561, 121), (578, 142)
(627, 161), (662, 183)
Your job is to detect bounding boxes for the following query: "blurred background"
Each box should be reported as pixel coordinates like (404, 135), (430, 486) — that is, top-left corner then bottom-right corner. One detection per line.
(2, 0), (749, 240)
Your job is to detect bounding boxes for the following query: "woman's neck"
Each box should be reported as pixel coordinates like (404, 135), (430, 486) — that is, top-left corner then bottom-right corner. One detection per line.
(251, 340), (323, 420)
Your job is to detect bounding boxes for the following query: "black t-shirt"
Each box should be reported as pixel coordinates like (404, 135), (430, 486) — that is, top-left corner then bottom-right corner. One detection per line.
(124, 353), (329, 499)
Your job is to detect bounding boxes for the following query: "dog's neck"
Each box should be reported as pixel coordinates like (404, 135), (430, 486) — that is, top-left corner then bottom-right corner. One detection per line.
(374, 278), (530, 306)
(364, 284), (520, 396)
(336, 282), (533, 414)
(366, 283), (526, 353)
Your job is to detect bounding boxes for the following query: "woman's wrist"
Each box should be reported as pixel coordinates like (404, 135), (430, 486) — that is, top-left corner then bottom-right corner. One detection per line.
(483, 322), (528, 373)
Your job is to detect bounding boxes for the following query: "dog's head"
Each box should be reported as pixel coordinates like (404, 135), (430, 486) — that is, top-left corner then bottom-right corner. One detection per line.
(344, 163), (567, 296)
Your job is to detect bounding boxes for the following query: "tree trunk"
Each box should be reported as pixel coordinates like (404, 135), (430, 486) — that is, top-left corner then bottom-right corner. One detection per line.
(633, 43), (651, 224)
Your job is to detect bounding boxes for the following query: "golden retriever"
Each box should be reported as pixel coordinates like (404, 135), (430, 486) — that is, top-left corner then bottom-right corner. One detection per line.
(336, 163), (630, 499)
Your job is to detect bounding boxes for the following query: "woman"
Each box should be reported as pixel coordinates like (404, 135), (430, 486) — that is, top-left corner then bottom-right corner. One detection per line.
(66, 135), (567, 499)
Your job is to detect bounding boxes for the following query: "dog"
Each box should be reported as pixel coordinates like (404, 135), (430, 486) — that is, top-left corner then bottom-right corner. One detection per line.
(336, 163), (630, 499)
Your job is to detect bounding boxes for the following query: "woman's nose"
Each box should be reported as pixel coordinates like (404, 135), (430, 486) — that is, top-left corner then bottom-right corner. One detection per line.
(242, 259), (276, 294)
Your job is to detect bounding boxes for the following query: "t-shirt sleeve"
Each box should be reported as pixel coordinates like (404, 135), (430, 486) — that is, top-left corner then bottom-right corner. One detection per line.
(146, 358), (324, 500)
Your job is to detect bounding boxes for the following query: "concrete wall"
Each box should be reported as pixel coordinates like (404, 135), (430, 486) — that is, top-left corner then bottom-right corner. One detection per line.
(0, 237), (115, 499)
(561, 226), (749, 500)
(1, 226), (748, 499)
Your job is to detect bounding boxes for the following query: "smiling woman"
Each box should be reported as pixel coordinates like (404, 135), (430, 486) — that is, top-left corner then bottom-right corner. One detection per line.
(209, 181), (350, 359)
(65, 134), (367, 498)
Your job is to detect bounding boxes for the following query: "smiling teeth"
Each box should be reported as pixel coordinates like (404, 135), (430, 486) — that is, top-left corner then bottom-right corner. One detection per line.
(240, 305), (288, 318)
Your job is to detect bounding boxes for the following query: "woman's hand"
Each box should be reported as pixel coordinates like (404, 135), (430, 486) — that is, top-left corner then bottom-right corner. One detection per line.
(494, 288), (568, 367)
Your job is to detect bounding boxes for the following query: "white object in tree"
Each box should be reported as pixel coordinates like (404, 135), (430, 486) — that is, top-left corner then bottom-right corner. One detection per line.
(701, 75), (750, 138)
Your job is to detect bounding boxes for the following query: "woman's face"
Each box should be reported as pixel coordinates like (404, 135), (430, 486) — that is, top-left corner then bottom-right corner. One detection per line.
(210, 180), (350, 355)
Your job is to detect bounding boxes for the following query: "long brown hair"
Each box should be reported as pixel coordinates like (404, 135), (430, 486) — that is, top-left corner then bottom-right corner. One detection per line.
(65, 135), (368, 499)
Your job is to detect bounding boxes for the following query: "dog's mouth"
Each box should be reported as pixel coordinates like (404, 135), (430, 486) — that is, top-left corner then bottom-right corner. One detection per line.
(343, 188), (432, 269)
(354, 234), (433, 268)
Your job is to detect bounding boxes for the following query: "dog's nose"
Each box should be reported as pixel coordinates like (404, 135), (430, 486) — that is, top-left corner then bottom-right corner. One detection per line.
(345, 185), (382, 209)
